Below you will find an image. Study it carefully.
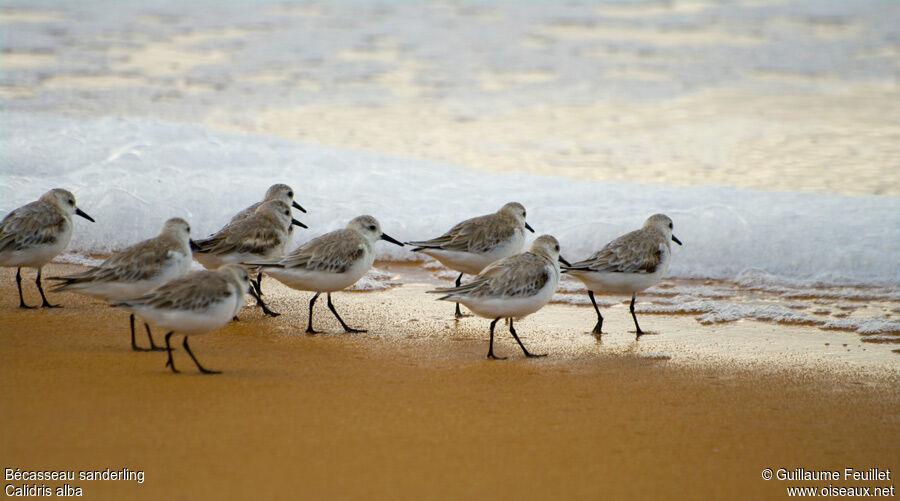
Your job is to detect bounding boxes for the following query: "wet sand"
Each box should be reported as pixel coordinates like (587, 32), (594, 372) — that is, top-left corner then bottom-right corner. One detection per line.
(1, 264), (897, 499)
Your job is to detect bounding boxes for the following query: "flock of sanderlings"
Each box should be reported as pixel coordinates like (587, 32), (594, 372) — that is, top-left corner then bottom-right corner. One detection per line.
(1, 185), (680, 373)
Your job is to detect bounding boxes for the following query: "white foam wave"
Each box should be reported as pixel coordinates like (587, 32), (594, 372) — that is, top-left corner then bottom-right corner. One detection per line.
(2, 112), (899, 291)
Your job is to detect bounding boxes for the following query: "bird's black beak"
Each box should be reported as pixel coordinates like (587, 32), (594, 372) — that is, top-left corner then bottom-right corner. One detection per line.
(380, 233), (404, 247)
(190, 239), (201, 252)
(75, 208), (95, 222)
(291, 218), (308, 229)
(292, 200), (307, 213)
(558, 256), (571, 267)
(672, 235), (682, 246)
(524, 222), (535, 233)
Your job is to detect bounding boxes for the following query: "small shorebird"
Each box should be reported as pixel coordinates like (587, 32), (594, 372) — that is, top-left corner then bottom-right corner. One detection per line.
(112, 264), (252, 374)
(429, 235), (567, 359)
(50, 218), (196, 352)
(249, 215), (404, 334)
(229, 183), (306, 298)
(229, 183), (306, 224)
(562, 214), (682, 338)
(193, 200), (306, 316)
(0, 188), (95, 308)
(407, 202), (534, 318)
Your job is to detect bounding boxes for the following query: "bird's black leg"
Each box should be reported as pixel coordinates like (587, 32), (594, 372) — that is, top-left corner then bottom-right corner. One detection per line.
(487, 318), (506, 360)
(35, 268), (60, 308)
(245, 275), (278, 317)
(183, 336), (219, 374)
(16, 268), (34, 309)
(306, 292), (321, 334)
(146, 323), (165, 351)
(453, 273), (470, 318)
(255, 292), (280, 317)
(631, 293), (645, 338)
(509, 318), (547, 358)
(130, 313), (150, 351)
(588, 291), (604, 335)
(164, 332), (179, 373)
(327, 293), (366, 333)
(254, 272), (264, 297)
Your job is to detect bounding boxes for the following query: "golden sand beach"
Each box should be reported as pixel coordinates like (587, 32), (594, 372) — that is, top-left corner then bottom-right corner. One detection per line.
(3, 2), (899, 498)
(1, 264), (897, 499)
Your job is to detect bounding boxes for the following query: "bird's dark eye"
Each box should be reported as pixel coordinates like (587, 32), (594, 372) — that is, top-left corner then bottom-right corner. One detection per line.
(555, 245), (560, 251)
(186, 226), (191, 233)
(669, 223), (673, 229)
(284, 210), (289, 215)
(368, 225), (376, 231)
(68, 199), (75, 206)
(288, 192), (293, 197)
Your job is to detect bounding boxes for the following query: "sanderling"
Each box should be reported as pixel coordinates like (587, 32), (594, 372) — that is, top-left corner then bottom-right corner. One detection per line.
(112, 264), (252, 374)
(193, 200), (306, 317)
(407, 202), (534, 318)
(229, 183), (306, 224)
(429, 235), (567, 359)
(249, 215), (404, 334)
(229, 184), (306, 301)
(50, 218), (196, 352)
(562, 214), (682, 338)
(0, 188), (95, 308)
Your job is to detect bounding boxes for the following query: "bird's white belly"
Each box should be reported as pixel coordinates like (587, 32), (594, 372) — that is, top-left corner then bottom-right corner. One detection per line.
(73, 254), (192, 300)
(460, 277), (557, 320)
(423, 232), (524, 275)
(195, 244), (284, 270)
(265, 253), (374, 293)
(136, 294), (238, 336)
(568, 260), (669, 294)
(0, 230), (71, 268)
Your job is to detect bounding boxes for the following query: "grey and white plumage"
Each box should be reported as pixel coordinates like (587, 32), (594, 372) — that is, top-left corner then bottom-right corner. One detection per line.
(194, 200), (302, 269)
(249, 215), (404, 334)
(229, 183), (306, 224)
(50, 218), (194, 351)
(0, 188), (95, 308)
(430, 235), (564, 359)
(194, 199), (305, 317)
(562, 214), (682, 337)
(407, 202), (534, 318)
(112, 264), (252, 374)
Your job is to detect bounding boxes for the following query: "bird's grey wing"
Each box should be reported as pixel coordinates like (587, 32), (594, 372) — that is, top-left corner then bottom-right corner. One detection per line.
(91, 238), (181, 283)
(196, 221), (283, 257)
(0, 202), (67, 253)
(435, 253), (549, 298)
(280, 230), (365, 273)
(413, 213), (513, 253)
(581, 231), (662, 274)
(452, 214), (517, 253)
(122, 272), (233, 311)
(407, 216), (483, 249)
(228, 202), (260, 225)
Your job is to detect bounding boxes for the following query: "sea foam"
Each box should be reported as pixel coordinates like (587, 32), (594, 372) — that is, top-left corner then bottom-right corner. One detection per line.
(2, 112), (898, 290)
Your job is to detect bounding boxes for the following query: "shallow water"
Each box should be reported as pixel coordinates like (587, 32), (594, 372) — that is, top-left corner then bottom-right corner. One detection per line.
(1, 0), (898, 350)
(1, 0), (898, 193)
